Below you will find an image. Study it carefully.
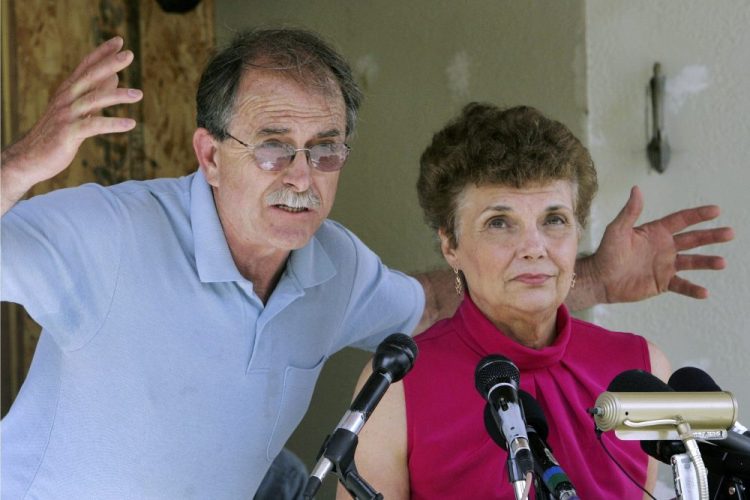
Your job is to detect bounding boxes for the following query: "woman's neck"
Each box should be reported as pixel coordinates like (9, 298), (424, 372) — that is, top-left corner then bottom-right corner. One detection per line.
(473, 297), (559, 349)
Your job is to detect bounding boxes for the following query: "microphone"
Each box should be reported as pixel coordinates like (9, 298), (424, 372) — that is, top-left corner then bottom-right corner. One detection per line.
(304, 333), (418, 498)
(641, 439), (750, 480)
(484, 390), (580, 500)
(668, 366), (750, 484)
(519, 391), (580, 500)
(669, 367), (750, 445)
(592, 369), (719, 499)
(640, 367), (750, 485)
(475, 355), (534, 498)
(590, 369), (738, 441)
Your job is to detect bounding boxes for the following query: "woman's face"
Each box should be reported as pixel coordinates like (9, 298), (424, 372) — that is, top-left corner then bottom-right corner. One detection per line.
(441, 180), (579, 325)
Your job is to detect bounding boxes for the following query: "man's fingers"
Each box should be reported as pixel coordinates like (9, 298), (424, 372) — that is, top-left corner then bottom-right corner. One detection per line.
(67, 36), (124, 84)
(673, 226), (735, 251)
(73, 87), (143, 117)
(65, 49), (134, 104)
(75, 115), (137, 139)
(675, 253), (727, 271)
(668, 275), (709, 299)
(648, 205), (722, 234)
(610, 186), (644, 230)
(102, 73), (120, 91)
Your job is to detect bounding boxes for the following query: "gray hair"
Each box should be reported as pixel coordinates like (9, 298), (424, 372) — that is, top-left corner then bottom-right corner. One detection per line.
(196, 28), (363, 140)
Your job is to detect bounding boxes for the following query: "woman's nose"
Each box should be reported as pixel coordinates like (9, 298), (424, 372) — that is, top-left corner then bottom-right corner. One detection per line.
(519, 227), (546, 260)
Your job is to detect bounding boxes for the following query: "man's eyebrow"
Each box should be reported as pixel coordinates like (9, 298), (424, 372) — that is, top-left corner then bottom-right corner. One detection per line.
(316, 128), (343, 139)
(545, 204), (573, 212)
(255, 127), (343, 139)
(257, 127), (290, 136)
(483, 205), (512, 213)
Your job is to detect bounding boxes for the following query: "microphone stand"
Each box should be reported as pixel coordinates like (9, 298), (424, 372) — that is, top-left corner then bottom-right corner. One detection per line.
(304, 427), (383, 500)
(677, 421), (710, 500)
(712, 475), (747, 500)
(506, 440), (535, 500)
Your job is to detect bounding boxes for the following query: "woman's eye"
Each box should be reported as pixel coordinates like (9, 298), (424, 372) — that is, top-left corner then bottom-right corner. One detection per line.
(546, 214), (567, 225)
(488, 217), (509, 229)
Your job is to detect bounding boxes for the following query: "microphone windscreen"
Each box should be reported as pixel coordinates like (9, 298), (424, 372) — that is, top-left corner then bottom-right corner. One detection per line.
(518, 390), (549, 441)
(380, 333), (418, 361)
(475, 355), (519, 398)
(668, 366), (721, 392)
(372, 333), (418, 382)
(640, 440), (659, 460)
(640, 439), (686, 464)
(607, 369), (672, 392)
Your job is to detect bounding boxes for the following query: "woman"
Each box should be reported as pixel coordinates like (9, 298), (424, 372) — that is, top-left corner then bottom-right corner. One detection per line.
(338, 104), (669, 499)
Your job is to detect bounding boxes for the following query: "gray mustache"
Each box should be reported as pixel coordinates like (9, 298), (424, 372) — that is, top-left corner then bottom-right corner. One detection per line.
(265, 188), (321, 210)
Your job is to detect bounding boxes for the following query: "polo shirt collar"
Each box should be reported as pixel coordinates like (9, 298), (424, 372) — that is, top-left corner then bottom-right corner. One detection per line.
(285, 233), (336, 288)
(190, 169), (335, 288)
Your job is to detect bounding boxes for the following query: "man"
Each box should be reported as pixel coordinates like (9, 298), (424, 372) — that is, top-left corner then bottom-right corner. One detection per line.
(0, 29), (733, 498)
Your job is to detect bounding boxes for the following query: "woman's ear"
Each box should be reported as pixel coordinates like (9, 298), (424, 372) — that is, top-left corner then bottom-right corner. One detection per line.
(439, 228), (459, 269)
(193, 128), (220, 187)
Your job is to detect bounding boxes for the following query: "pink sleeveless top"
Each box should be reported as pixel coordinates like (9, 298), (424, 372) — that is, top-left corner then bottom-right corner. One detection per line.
(404, 295), (651, 499)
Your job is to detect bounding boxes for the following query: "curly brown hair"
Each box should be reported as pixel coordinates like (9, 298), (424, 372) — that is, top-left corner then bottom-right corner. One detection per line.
(417, 103), (598, 248)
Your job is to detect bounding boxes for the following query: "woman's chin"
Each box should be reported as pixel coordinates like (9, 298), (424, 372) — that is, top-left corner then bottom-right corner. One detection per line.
(505, 288), (564, 312)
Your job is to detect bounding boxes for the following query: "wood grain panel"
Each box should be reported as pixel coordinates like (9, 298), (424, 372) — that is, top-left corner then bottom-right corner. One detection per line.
(1, 0), (215, 415)
(139, 0), (214, 178)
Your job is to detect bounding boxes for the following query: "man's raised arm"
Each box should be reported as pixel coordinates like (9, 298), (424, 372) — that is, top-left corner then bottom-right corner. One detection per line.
(1, 36), (142, 216)
(567, 186), (734, 310)
(413, 186), (734, 333)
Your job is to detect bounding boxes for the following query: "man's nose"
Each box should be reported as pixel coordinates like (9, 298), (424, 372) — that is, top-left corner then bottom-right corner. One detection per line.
(281, 150), (312, 191)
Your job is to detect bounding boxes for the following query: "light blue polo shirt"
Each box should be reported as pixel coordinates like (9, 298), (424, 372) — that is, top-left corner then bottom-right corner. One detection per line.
(0, 170), (424, 499)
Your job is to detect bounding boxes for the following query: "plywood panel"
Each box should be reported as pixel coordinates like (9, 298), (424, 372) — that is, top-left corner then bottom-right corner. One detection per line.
(13, 0), (137, 191)
(2, 0), (215, 414)
(139, 0), (214, 178)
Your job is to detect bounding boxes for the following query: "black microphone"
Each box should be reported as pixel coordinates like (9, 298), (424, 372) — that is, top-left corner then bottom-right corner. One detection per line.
(518, 391), (580, 500)
(667, 366), (750, 474)
(475, 355), (534, 496)
(669, 367), (750, 443)
(484, 392), (580, 499)
(597, 370), (712, 498)
(642, 438), (750, 485)
(304, 333), (418, 498)
(608, 369), (672, 392)
(627, 367), (750, 490)
(590, 369), (737, 440)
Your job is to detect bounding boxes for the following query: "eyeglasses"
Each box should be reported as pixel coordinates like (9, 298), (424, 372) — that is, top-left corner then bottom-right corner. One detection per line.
(226, 133), (351, 172)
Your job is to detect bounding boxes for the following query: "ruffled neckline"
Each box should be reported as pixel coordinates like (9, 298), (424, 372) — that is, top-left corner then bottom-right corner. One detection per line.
(453, 293), (572, 370)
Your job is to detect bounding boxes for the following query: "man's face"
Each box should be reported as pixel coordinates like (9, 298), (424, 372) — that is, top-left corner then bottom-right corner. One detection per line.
(202, 69), (347, 257)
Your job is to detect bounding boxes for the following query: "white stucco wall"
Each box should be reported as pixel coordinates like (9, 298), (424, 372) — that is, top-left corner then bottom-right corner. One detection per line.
(587, 0), (750, 485)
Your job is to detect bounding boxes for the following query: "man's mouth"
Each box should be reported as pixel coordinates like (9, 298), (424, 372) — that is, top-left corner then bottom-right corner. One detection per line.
(275, 204), (309, 213)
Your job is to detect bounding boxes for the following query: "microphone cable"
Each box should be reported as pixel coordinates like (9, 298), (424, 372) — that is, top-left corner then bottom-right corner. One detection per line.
(594, 426), (657, 500)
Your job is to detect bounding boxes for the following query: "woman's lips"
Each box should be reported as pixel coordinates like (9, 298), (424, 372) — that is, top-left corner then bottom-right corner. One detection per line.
(513, 273), (552, 285)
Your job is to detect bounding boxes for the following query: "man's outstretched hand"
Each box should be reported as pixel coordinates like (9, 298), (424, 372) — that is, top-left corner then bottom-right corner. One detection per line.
(569, 186), (734, 310)
(1, 36), (143, 215)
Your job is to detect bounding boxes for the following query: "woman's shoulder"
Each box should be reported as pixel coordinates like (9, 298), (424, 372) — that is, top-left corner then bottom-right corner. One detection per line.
(568, 317), (651, 371)
(570, 316), (645, 342)
(413, 315), (462, 351)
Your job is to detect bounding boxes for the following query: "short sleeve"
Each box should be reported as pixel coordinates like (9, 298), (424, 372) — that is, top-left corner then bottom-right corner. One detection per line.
(329, 226), (425, 352)
(1, 184), (122, 350)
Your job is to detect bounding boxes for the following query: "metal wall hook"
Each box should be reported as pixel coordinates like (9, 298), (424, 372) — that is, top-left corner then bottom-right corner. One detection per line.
(647, 62), (670, 173)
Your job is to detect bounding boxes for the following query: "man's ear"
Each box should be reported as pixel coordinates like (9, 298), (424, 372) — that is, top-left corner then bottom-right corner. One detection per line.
(193, 128), (220, 186)
(439, 228), (459, 269)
